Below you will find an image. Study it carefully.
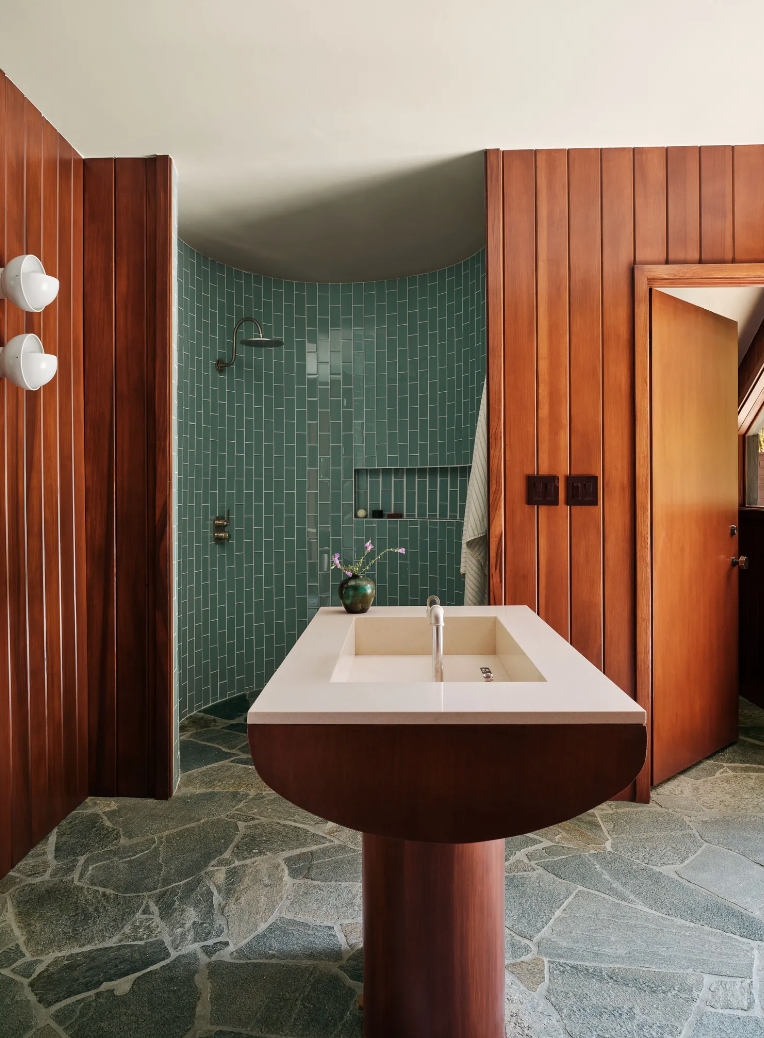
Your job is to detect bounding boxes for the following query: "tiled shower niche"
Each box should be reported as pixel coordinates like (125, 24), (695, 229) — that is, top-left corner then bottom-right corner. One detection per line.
(177, 244), (485, 717)
(354, 465), (470, 521)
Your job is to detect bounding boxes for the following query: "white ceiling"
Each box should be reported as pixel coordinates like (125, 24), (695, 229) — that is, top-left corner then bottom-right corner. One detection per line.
(3, 1), (764, 281)
(658, 287), (764, 363)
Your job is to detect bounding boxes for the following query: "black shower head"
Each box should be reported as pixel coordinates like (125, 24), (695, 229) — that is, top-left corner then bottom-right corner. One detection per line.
(241, 337), (284, 348)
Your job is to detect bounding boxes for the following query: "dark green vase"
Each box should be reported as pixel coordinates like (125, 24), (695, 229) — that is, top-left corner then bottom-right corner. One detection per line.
(338, 573), (376, 614)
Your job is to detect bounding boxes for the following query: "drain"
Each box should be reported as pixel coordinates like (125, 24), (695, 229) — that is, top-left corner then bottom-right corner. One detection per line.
(480, 666), (494, 682)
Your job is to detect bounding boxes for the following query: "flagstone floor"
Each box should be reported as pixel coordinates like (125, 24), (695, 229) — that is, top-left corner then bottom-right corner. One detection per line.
(3, 694), (764, 1037)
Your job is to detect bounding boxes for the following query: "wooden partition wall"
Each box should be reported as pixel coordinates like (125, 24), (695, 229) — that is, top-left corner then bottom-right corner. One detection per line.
(486, 146), (764, 794)
(84, 157), (174, 800)
(0, 72), (88, 873)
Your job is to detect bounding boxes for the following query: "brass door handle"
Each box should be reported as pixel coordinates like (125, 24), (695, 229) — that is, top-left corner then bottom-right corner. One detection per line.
(732, 556), (749, 569)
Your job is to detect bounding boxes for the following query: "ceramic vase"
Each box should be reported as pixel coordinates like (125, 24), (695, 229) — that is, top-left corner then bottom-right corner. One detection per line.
(338, 573), (376, 614)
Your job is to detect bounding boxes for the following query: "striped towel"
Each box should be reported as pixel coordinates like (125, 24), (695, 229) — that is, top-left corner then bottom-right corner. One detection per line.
(460, 381), (488, 605)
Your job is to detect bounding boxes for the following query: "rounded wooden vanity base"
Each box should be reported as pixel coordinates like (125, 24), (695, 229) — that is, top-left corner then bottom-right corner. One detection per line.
(362, 834), (505, 1038)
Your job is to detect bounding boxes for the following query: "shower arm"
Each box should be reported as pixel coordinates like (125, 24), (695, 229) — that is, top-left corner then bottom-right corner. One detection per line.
(215, 317), (265, 372)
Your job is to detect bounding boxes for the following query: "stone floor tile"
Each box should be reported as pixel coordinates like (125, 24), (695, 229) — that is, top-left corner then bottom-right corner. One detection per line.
(30, 939), (170, 1007)
(51, 951), (200, 1038)
(207, 960), (361, 1036)
(321, 825), (363, 850)
(539, 890), (753, 976)
(340, 922), (363, 949)
(179, 739), (234, 773)
(546, 961), (703, 1038)
(539, 851), (764, 941)
(739, 697), (764, 726)
(533, 812), (607, 849)
(223, 721), (250, 734)
(234, 917), (343, 962)
(178, 761), (270, 793)
(504, 971), (568, 1038)
(504, 869), (577, 940)
(505, 835), (541, 860)
(179, 712), (221, 732)
(234, 821), (330, 862)
(706, 978), (753, 1011)
(202, 694), (252, 720)
(101, 792), (248, 840)
(678, 846), (764, 913)
(239, 792), (326, 828)
(10, 956), (42, 978)
(691, 1013), (764, 1037)
(711, 742), (764, 767)
(10, 880), (142, 956)
(283, 881), (363, 926)
(739, 726), (764, 743)
(210, 858), (287, 946)
(0, 972), (38, 1038)
(610, 832), (703, 866)
(507, 956), (546, 991)
(338, 947), (363, 983)
(505, 930), (534, 961)
(81, 818), (239, 894)
(0, 942), (24, 968)
(186, 728), (249, 753)
(693, 816), (764, 866)
(655, 773), (764, 817)
(152, 876), (223, 950)
(601, 805), (693, 837)
(284, 845), (362, 883)
(53, 811), (120, 861)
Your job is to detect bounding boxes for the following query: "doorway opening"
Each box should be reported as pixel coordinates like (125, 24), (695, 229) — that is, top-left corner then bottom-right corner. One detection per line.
(635, 264), (764, 802)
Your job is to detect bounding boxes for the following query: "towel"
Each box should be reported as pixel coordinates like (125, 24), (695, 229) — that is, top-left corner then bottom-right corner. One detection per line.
(460, 380), (488, 605)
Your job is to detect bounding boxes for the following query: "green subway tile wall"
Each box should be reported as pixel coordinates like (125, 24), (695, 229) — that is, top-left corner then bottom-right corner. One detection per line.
(177, 242), (485, 717)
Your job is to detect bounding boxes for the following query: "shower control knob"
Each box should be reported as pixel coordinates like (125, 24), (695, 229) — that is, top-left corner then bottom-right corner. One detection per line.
(213, 510), (231, 543)
(731, 556), (749, 569)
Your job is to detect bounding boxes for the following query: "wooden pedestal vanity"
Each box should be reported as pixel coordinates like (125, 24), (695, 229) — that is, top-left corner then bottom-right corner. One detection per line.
(248, 605), (646, 1038)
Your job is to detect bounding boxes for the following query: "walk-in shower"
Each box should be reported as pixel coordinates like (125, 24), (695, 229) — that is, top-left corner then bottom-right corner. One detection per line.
(215, 316), (284, 371)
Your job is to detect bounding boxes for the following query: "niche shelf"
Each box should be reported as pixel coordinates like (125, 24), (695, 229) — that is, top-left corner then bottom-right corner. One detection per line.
(354, 465), (470, 522)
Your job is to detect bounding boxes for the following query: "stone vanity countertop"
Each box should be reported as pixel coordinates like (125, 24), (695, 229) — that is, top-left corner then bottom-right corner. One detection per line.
(248, 605), (646, 726)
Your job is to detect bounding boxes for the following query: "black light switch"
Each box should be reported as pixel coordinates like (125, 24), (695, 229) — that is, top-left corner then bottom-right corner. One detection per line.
(526, 475), (559, 506)
(566, 475), (598, 506)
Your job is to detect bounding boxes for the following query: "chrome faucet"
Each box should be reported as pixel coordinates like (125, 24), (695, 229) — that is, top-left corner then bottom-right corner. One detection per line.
(427, 595), (444, 682)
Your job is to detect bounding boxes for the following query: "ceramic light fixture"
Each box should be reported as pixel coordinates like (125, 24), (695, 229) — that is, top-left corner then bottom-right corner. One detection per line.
(0, 255), (59, 312)
(0, 334), (57, 390)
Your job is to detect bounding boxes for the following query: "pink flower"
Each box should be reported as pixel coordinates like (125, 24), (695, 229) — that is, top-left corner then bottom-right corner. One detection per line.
(345, 571), (353, 577)
(397, 547), (406, 553)
(332, 553), (340, 563)
(364, 541), (373, 551)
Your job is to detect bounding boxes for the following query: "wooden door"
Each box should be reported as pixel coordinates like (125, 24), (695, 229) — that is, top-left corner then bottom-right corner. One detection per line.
(652, 290), (739, 785)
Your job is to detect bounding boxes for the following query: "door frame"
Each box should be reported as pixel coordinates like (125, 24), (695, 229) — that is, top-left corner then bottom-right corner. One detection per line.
(635, 263), (764, 801)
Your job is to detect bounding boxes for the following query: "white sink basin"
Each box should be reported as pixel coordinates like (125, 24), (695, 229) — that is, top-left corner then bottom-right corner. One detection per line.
(330, 614), (544, 682)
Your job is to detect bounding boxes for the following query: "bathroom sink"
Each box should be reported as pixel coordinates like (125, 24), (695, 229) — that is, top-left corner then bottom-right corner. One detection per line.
(330, 613), (544, 682)
(248, 605), (646, 1038)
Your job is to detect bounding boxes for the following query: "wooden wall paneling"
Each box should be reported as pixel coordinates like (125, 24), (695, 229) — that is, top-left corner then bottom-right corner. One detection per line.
(635, 148), (667, 264)
(485, 150), (504, 604)
(568, 149), (603, 666)
(502, 150), (537, 609)
(41, 116), (63, 833)
(601, 149), (636, 699)
(700, 146), (733, 262)
(115, 158), (150, 796)
(83, 158), (117, 795)
(535, 150), (569, 638)
(56, 139), (79, 815)
(667, 147), (700, 263)
(148, 156), (174, 799)
(5, 79), (31, 864)
(0, 72), (11, 876)
(24, 99), (50, 846)
(71, 149), (87, 803)
(733, 146), (764, 261)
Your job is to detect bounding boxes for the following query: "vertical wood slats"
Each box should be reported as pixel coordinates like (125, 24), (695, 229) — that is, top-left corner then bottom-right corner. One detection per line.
(83, 157), (174, 800)
(0, 71), (87, 872)
(502, 151), (536, 610)
(485, 151), (504, 606)
(535, 151), (569, 639)
(487, 142), (764, 797)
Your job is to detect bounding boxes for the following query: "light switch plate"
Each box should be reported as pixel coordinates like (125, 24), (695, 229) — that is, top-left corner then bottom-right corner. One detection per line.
(566, 475), (598, 506)
(526, 475), (559, 506)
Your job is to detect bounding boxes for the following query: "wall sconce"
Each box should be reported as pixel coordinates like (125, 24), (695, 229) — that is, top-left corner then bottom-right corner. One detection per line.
(0, 334), (57, 390)
(0, 255), (59, 312)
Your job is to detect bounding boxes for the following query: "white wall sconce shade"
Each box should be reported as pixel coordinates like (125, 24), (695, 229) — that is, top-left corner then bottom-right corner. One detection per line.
(0, 334), (57, 390)
(0, 255), (59, 312)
